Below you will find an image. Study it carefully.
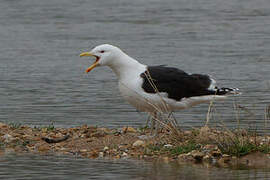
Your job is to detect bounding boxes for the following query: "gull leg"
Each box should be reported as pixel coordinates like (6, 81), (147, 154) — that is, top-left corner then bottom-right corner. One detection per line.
(205, 101), (213, 126)
(154, 112), (160, 135)
(145, 115), (151, 128)
(150, 112), (157, 135)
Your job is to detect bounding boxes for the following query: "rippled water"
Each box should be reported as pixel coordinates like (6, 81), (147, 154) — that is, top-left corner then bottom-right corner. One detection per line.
(1, 0), (270, 130)
(0, 154), (269, 180)
(1, 0), (270, 179)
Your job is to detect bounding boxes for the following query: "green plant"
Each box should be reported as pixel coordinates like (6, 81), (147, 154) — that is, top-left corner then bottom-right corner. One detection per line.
(216, 129), (270, 157)
(8, 122), (22, 129)
(46, 123), (55, 131)
(257, 144), (270, 154)
(33, 123), (55, 131)
(145, 141), (199, 156)
(170, 142), (198, 155)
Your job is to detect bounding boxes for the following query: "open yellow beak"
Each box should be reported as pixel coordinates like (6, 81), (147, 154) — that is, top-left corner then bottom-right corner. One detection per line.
(79, 52), (100, 73)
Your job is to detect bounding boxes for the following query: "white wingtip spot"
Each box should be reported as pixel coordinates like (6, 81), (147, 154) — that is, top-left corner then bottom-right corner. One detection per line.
(208, 77), (217, 91)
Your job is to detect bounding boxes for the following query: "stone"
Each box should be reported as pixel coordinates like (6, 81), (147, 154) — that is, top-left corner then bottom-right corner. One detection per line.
(114, 155), (121, 159)
(220, 154), (231, 163)
(26, 145), (35, 152)
(138, 135), (153, 140)
(202, 144), (220, 155)
(122, 126), (137, 133)
(97, 128), (111, 134)
(36, 143), (50, 152)
(99, 152), (104, 158)
(59, 147), (67, 151)
(178, 153), (194, 162)
(22, 134), (32, 139)
(203, 154), (212, 162)
(191, 151), (205, 161)
(103, 146), (109, 152)
(132, 140), (145, 147)
(80, 149), (88, 153)
(222, 154), (230, 158)
(88, 150), (99, 158)
(203, 144), (218, 151)
(211, 149), (222, 157)
(183, 131), (192, 136)
(164, 144), (173, 148)
(0, 123), (8, 128)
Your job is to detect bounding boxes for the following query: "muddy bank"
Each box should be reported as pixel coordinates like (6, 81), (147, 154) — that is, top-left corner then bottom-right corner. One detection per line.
(0, 123), (269, 168)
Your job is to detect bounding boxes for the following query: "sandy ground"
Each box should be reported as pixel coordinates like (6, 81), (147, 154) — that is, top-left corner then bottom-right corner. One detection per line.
(0, 122), (270, 168)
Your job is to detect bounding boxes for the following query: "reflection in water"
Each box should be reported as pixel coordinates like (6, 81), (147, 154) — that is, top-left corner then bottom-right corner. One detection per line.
(0, 154), (270, 180)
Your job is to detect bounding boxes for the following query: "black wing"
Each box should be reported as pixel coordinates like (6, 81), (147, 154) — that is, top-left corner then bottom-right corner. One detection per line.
(140, 66), (217, 101)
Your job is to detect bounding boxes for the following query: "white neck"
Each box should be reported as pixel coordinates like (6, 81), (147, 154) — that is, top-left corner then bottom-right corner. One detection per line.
(108, 54), (146, 81)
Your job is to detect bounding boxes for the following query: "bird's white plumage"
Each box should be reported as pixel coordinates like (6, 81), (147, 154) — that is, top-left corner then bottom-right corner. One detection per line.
(81, 44), (238, 113)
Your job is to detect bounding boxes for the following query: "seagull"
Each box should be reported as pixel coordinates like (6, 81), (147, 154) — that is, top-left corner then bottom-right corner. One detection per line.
(80, 44), (240, 127)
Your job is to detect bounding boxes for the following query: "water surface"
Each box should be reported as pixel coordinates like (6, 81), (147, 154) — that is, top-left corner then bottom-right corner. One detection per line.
(1, 0), (270, 130)
(0, 154), (270, 180)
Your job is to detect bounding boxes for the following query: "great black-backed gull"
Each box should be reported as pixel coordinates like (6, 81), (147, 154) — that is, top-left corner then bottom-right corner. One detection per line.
(80, 44), (240, 123)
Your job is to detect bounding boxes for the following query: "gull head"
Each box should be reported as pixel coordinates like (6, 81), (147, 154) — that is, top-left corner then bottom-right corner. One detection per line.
(79, 44), (125, 73)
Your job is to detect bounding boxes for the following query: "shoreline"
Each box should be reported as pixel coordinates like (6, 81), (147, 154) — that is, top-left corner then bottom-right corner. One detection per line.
(0, 122), (269, 168)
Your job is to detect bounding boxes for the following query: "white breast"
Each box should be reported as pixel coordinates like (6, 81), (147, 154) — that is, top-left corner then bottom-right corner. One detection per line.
(118, 69), (151, 112)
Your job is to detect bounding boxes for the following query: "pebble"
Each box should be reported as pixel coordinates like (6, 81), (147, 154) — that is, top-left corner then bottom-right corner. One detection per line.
(138, 135), (154, 140)
(36, 143), (50, 152)
(203, 144), (218, 151)
(220, 154), (231, 163)
(99, 152), (104, 158)
(164, 144), (173, 148)
(103, 146), (109, 151)
(222, 154), (230, 158)
(178, 153), (194, 161)
(88, 151), (99, 158)
(0, 123), (7, 128)
(203, 154), (212, 162)
(80, 149), (88, 153)
(59, 147), (67, 151)
(115, 155), (121, 159)
(97, 128), (110, 134)
(191, 151), (204, 161)
(132, 140), (145, 147)
(211, 149), (222, 157)
(183, 131), (192, 136)
(122, 127), (137, 133)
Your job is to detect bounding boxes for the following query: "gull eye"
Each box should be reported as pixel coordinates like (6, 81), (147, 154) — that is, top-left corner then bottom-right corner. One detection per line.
(100, 50), (105, 53)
